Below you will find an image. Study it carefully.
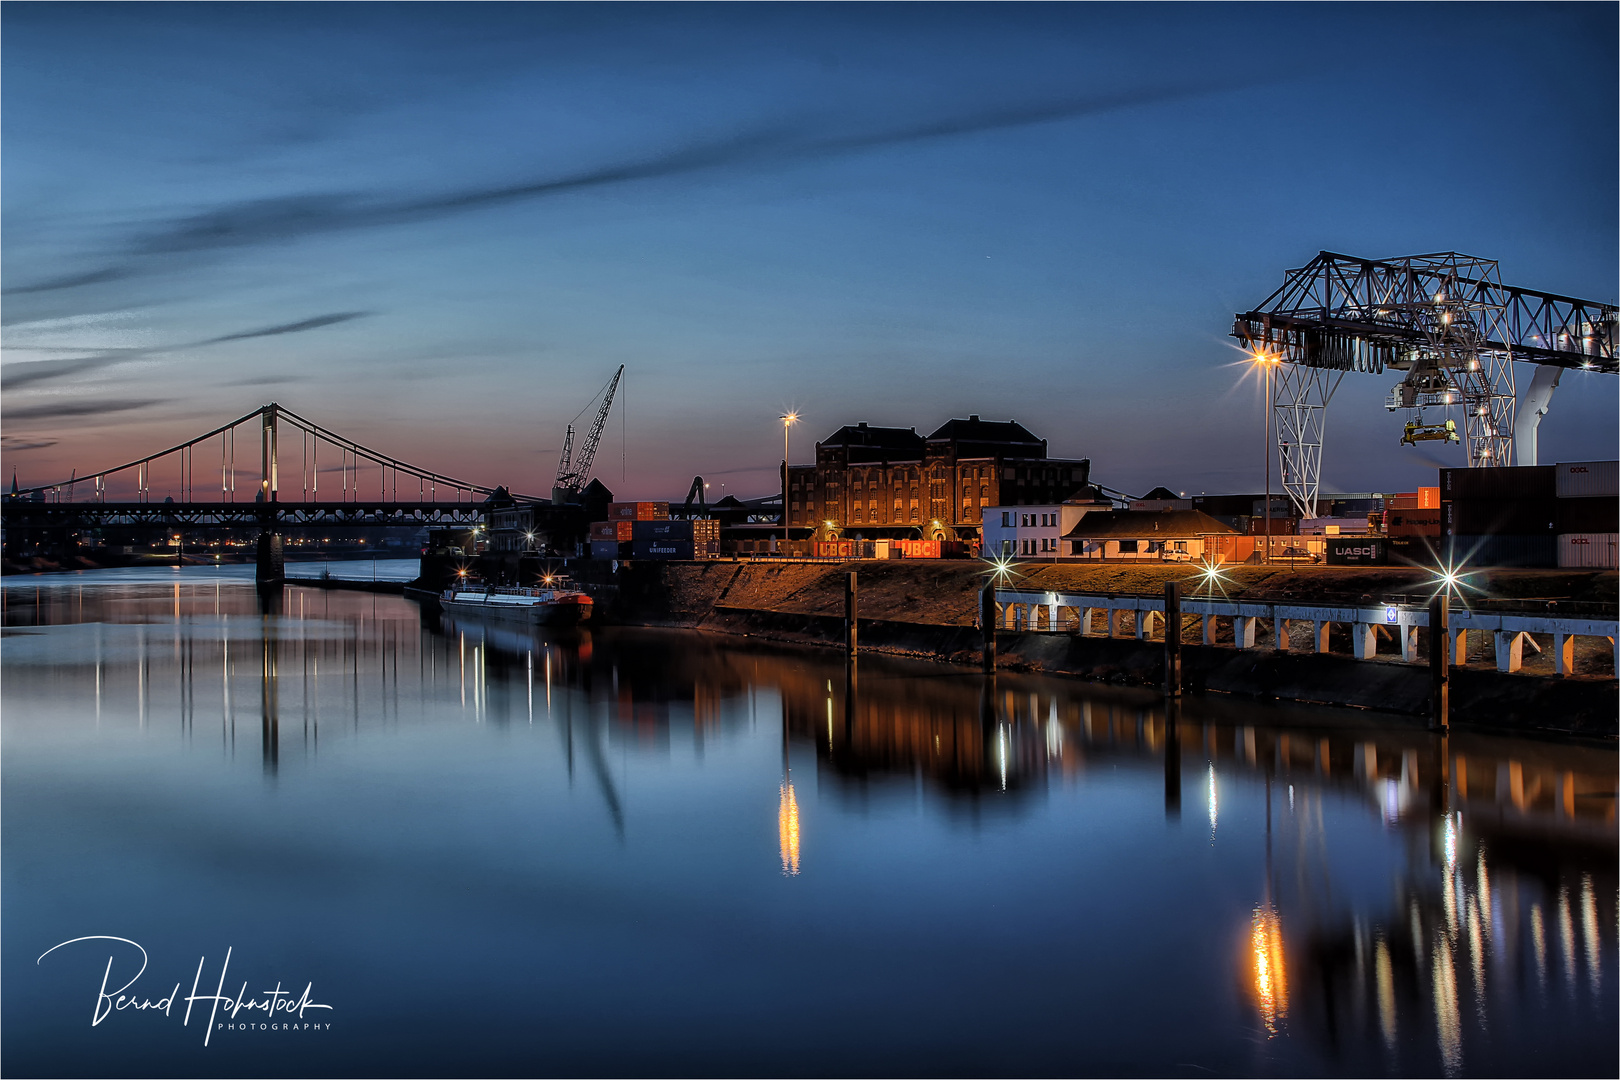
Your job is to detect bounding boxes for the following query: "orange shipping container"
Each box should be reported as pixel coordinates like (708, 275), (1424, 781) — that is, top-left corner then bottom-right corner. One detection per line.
(607, 502), (670, 521)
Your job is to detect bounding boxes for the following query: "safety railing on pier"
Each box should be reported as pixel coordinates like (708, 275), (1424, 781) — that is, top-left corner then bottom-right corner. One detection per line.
(995, 589), (1619, 676)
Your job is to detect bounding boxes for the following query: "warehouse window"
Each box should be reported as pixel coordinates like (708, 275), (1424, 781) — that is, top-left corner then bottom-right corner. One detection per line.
(1001, 512), (1011, 527)
(1120, 540), (1138, 553)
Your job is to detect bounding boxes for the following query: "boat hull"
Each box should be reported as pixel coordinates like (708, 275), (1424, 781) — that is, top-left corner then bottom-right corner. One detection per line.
(439, 594), (592, 627)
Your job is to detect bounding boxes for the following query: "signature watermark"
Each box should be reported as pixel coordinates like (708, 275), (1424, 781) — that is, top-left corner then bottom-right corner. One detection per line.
(37, 936), (333, 1047)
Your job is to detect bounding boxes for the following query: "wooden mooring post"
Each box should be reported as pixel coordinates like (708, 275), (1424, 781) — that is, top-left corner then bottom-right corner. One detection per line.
(980, 579), (997, 672)
(1164, 582), (1182, 697)
(844, 571), (858, 657)
(1429, 593), (1449, 730)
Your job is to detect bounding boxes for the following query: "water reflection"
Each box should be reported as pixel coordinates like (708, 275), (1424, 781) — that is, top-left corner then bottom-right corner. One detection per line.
(3, 576), (1615, 1077)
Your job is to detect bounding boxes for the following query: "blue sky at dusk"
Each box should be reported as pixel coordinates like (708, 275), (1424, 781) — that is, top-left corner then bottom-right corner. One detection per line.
(3, 2), (1615, 500)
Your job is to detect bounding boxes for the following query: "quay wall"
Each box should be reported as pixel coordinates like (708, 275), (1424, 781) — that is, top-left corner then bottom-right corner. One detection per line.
(603, 560), (1618, 737)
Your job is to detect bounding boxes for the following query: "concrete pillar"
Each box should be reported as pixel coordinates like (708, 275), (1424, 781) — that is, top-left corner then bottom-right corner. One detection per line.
(1400, 623), (1419, 663)
(1352, 623), (1377, 659)
(1274, 618), (1290, 652)
(1310, 621), (1331, 653)
(1202, 615), (1215, 645)
(1553, 631), (1574, 676)
(1135, 609), (1149, 641)
(1048, 603), (1059, 631)
(1495, 631), (1525, 673)
(1081, 607), (1098, 636)
(1107, 608), (1124, 638)
(1233, 616), (1257, 649)
(1450, 628), (1468, 666)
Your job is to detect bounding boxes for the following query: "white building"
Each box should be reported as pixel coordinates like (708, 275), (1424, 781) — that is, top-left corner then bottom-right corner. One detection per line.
(980, 494), (1111, 559)
(1065, 509), (1240, 561)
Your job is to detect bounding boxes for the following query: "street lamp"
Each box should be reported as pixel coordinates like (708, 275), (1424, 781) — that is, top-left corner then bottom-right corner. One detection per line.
(1251, 349), (1280, 564)
(779, 412), (799, 527)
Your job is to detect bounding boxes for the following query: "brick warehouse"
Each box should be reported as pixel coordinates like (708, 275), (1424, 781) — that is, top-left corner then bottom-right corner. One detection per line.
(783, 416), (1092, 543)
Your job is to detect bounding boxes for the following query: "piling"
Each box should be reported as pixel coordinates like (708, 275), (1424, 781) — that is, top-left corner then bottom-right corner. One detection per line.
(255, 532), (285, 591)
(1164, 582), (1182, 697)
(980, 579), (997, 672)
(844, 571), (858, 656)
(1429, 593), (1449, 730)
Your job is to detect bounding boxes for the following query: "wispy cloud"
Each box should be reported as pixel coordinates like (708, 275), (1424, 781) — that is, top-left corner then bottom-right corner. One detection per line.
(0, 435), (61, 452)
(4, 398), (163, 421)
(5, 76), (1261, 296)
(1, 311), (369, 389)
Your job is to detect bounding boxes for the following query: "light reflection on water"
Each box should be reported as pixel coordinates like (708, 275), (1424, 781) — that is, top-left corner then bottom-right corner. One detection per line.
(2, 574), (1616, 1078)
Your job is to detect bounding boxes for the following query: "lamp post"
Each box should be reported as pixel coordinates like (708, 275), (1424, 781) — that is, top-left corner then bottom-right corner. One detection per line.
(779, 412), (798, 528)
(1253, 350), (1278, 565)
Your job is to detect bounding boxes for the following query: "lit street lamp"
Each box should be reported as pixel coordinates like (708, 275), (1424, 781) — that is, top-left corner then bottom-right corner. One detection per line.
(779, 412), (799, 527)
(1252, 349), (1279, 564)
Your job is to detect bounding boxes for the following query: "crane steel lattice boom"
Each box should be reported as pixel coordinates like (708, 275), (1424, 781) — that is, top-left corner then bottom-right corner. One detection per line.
(553, 365), (624, 503)
(1232, 251), (1617, 518)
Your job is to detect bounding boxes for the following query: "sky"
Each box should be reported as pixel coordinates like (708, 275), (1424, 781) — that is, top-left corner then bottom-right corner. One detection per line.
(3, 2), (1615, 501)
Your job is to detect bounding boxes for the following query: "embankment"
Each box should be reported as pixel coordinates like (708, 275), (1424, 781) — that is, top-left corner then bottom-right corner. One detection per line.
(604, 559), (1618, 737)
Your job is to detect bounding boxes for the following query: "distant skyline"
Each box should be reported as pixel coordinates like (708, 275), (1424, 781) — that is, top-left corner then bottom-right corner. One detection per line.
(3, 2), (1615, 500)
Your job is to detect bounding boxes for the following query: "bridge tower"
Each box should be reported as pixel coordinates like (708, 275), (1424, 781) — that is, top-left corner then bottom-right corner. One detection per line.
(256, 404), (283, 589)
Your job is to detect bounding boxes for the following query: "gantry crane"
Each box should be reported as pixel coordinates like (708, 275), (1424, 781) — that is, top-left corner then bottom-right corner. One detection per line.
(552, 365), (624, 503)
(1232, 252), (1615, 518)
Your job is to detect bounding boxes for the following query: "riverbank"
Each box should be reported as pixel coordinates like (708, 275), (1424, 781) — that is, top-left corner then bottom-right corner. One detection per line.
(604, 560), (1618, 736)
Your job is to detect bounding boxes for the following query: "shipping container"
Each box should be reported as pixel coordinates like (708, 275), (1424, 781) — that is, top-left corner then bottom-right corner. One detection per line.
(630, 518), (719, 541)
(1204, 535), (1257, 563)
(1557, 533), (1619, 569)
(589, 520), (634, 542)
(607, 501), (670, 522)
(631, 538), (693, 560)
(1386, 510), (1441, 536)
(1442, 498), (1557, 536)
(1554, 460), (1619, 499)
(1326, 537), (1387, 565)
(1439, 465), (1554, 501)
(1386, 535), (1440, 565)
(1555, 497), (1620, 534)
(588, 539), (622, 560)
(1444, 534), (1555, 568)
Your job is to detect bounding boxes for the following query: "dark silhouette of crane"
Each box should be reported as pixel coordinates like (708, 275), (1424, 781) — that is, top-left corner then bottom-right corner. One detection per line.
(552, 366), (624, 504)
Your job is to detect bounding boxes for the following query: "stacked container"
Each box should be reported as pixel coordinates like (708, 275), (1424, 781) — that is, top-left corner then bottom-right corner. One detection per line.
(629, 518), (721, 559)
(607, 502), (671, 522)
(1439, 465), (1556, 567)
(1554, 460), (1618, 568)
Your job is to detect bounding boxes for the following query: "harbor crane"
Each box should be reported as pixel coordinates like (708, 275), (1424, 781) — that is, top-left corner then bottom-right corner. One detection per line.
(552, 365), (624, 504)
(1232, 251), (1616, 518)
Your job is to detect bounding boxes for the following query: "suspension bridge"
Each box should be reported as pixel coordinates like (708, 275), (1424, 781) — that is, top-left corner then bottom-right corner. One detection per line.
(3, 403), (577, 579)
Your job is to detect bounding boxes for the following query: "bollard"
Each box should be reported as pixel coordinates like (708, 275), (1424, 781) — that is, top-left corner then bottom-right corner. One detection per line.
(1164, 582), (1182, 697)
(845, 571), (858, 656)
(1429, 594), (1449, 731)
(980, 579), (997, 672)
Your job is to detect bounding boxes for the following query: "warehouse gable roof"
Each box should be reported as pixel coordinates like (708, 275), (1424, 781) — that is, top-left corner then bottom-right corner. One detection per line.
(1064, 509), (1239, 539)
(925, 415), (1042, 445)
(819, 422), (926, 452)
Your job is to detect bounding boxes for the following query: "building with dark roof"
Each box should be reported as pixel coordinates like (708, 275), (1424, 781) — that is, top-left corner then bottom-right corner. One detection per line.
(1064, 509), (1239, 561)
(784, 415), (1090, 543)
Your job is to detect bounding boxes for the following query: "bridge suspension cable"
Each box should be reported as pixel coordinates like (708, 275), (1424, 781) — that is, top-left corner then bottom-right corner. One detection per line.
(11, 402), (546, 505)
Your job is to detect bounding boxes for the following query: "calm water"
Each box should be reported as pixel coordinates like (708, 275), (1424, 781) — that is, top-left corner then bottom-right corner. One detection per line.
(3, 569), (1615, 1078)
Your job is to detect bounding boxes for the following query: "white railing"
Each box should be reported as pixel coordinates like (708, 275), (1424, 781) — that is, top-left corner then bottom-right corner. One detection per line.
(995, 589), (1619, 676)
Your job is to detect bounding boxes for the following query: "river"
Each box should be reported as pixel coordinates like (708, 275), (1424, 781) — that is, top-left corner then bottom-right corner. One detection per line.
(2, 567), (1614, 1077)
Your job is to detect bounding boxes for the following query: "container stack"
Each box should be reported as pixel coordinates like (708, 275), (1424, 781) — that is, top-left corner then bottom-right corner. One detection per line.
(630, 518), (721, 560)
(1554, 460), (1619, 569)
(1384, 486), (1441, 563)
(588, 502), (721, 560)
(588, 520), (634, 561)
(1439, 466), (1556, 567)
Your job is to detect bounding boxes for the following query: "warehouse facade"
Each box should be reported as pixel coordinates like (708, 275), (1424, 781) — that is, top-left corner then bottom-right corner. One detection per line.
(783, 416), (1092, 543)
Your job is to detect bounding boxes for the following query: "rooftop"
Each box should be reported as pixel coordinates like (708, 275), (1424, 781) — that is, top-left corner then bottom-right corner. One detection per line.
(1064, 509), (1239, 539)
